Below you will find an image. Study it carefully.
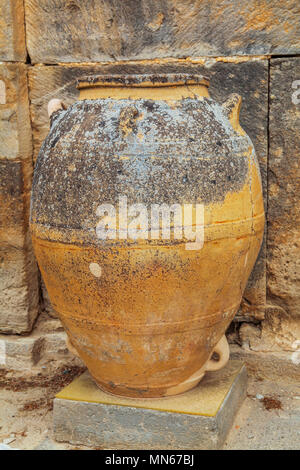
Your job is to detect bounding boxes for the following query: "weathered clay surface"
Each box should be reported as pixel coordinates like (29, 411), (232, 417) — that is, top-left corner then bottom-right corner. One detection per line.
(266, 58), (300, 349)
(0, 64), (39, 334)
(0, 0), (26, 61)
(230, 344), (300, 383)
(30, 74), (264, 397)
(28, 59), (268, 319)
(24, 0), (300, 63)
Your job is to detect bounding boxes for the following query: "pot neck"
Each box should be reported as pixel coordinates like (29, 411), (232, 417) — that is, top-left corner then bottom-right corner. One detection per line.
(77, 74), (210, 101)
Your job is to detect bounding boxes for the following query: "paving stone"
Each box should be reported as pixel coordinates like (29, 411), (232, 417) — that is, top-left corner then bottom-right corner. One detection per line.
(34, 438), (57, 451)
(224, 392), (300, 450)
(230, 344), (300, 383)
(0, 63), (32, 161)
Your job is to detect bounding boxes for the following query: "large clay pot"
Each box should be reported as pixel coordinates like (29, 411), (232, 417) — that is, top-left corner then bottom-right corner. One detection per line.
(30, 74), (264, 398)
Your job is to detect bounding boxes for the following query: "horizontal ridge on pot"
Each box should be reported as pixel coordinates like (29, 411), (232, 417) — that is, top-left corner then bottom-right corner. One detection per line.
(77, 73), (210, 87)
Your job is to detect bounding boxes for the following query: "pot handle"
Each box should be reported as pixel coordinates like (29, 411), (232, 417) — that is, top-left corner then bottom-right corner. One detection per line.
(222, 93), (244, 135)
(205, 335), (230, 372)
(48, 98), (67, 123)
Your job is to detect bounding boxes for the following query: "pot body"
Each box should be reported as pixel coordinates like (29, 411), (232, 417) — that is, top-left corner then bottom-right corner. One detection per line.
(30, 75), (264, 398)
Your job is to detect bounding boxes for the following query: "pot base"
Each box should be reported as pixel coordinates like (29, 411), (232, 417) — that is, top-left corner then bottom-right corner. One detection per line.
(93, 375), (205, 399)
(90, 335), (230, 398)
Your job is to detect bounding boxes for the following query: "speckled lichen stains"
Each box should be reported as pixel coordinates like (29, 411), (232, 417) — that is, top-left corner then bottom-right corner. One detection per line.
(119, 106), (139, 139)
(31, 78), (252, 235)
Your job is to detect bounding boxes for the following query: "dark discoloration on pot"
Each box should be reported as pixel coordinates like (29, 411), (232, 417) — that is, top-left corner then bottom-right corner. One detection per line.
(31, 97), (251, 237)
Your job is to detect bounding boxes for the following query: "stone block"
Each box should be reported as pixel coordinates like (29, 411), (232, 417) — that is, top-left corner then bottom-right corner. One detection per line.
(28, 58), (268, 318)
(0, 63), (32, 161)
(0, 63), (39, 334)
(0, 159), (31, 243)
(230, 344), (300, 383)
(0, 160), (39, 334)
(0, 241), (38, 334)
(267, 57), (300, 348)
(0, 328), (83, 372)
(24, 1), (300, 63)
(0, 334), (44, 370)
(54, 360), (247, 450)
(0, 0), (26, 61)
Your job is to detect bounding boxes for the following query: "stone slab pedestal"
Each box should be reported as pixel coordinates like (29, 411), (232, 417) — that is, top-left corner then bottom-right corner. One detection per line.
(53, 360), (247, 450)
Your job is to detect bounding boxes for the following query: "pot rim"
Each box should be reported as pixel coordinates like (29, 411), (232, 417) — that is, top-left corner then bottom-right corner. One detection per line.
(77, 73), (210, 89)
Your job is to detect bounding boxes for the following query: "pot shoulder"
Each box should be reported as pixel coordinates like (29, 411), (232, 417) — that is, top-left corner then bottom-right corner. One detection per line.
(31, 97), (260, 234)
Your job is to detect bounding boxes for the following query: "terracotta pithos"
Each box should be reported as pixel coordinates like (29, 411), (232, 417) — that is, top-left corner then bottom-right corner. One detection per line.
(30, 74), (264, 398)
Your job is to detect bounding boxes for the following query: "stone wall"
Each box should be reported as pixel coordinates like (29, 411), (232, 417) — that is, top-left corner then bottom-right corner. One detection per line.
(0, 1), (299, 375)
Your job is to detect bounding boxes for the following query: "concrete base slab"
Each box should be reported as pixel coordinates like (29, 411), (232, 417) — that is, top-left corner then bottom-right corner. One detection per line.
(53, 360), (247, 450)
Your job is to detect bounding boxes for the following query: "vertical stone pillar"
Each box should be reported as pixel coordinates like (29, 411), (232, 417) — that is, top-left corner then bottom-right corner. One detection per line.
(0, 62), (39, 333)
(266, 58), (300, 349)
